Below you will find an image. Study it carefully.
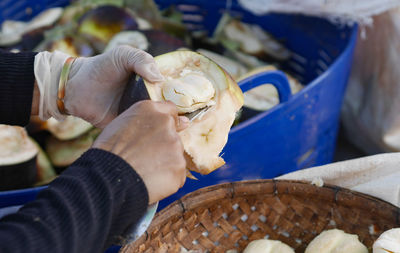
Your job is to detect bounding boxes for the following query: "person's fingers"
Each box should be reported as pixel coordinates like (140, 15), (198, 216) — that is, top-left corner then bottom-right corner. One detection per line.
(116, 45), (164, 82)
(177, 116), (189, 132)
(154, 101), (178, 114)
(156, 101), (188, 131)
(140, 63), (165, 83)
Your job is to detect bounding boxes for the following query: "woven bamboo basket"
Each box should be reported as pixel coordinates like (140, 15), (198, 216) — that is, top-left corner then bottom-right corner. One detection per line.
(121, 180), (400, 253)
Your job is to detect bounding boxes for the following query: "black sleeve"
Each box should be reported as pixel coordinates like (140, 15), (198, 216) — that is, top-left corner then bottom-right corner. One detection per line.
(0, 50), (37, 126)
(0, 148), (149, 253)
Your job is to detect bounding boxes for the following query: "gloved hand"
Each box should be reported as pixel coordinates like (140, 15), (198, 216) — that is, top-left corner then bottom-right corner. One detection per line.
(34, 45), (164, 128)
(65, 45), (164, 128)
(93, 100), (189, 204)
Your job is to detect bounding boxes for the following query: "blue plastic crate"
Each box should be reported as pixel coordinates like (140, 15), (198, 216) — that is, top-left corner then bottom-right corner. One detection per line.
(155, 0), (357, 208)
(0, 0), (357, 250)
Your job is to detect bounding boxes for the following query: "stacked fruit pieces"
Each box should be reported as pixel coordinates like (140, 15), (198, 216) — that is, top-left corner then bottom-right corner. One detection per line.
(0, 0), (301, 189)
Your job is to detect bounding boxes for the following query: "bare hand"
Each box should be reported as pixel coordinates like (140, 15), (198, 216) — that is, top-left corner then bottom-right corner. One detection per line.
(93, 100), (189, 204)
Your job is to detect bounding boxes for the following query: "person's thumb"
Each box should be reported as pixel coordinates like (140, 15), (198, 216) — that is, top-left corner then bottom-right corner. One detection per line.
(114, 45), (164, 82)
(177, 116), (189, 132)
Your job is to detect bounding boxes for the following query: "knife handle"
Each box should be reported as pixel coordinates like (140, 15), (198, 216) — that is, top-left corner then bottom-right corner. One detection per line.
(118, 74), (150, 114)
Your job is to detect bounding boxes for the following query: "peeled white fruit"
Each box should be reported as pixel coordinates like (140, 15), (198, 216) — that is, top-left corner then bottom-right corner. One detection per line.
(373, 228), (400, 253)
(197, 49), (248, 80)
(0, 125), (39, 190)
(105, 31), (149, 52)
(305, 229), (368, 253)
(224, 20), (264, 56)
(243, 239), (294, 253)
(222, 19), (291, 61)
(139, 50), (243, 174)
(0, 8), (63, 46)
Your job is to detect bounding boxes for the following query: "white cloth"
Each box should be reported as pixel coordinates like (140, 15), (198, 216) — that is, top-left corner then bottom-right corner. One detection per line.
(278, 153), (400, 208)
(238, 0), (400, 25)
(34, 51), (71, 121)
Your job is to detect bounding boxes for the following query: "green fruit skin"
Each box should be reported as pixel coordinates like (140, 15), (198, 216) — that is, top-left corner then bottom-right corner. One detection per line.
(0, 157), (37, 191)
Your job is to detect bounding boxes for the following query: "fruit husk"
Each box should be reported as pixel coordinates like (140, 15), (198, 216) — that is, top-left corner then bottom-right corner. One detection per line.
(0, 157), (37, 191)
(27, 116), (93, 141)
(78, 5), (138, 51)
(142, 30), (186, 56)
(1, 27), (47, 52)
(197, 49), (248, 80)
(104, 31), (149, 52)
(124, 0), (162, 23)
(119, 51), (243, 175)
(45, 36), (94, 57)
(213, 13), (291, 62)
(239, 66), (283, 122)
(156, 11), (187, 39)
(238, 66), (303, 122)
(46, 128), (101, 169)
(0, 7), (63, 48)
(30, 138), (57, 186)
(26, 116), (48, 134)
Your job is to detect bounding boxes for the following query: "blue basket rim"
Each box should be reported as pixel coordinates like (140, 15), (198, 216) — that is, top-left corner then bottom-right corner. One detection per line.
(0, 185), (47, 196)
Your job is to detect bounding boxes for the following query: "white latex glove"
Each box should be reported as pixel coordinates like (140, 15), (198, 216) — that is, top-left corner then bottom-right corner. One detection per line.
(65, 45), (164, 128)
(34, 45), (164, 128)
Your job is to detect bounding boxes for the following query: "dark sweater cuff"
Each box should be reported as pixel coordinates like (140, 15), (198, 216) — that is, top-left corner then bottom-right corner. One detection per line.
(0, 50), (37, 126)
(71, 148), (150, 244)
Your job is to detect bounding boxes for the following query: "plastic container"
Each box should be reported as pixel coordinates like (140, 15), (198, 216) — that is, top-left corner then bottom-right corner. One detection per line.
(156, 0), (358, 208)
(0, 0), (357, 243)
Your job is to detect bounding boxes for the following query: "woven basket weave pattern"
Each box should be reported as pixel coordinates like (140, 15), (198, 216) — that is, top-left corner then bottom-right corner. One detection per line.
(122, 180), (400, 253)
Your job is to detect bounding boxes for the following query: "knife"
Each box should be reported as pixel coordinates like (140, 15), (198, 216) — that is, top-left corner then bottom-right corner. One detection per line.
(117, 76), (209, 243)
(119, 74), (210, 121)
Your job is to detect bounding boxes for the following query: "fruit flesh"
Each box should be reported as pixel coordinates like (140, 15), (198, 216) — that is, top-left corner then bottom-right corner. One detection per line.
(46, 116), (93, 141)
(0, 125), (38, 190)
(144, 51), (243, 174)
(305, 229), (368, 253)
(196, 49), (248, 80)
(179, 92), (238, 173)
(162, 69), (216, 113)
(243, 239), (294, 253)
(78, 5), (138, 51)
(373, 228), (400, 253)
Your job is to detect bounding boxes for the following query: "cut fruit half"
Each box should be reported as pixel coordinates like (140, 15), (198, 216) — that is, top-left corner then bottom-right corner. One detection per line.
(0, 125), (38, 190)
(142, 30), (186, 56)
(27, 116), (93, 140)
(373, 228), (400, 253)
(105, 31), (149, 52)
(46, 128), (101, 168)
(46, 116), (93, 141)
(197, 49), (248, 80)
(78, 5), (138, 51)
(119, 50), (243, 174)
